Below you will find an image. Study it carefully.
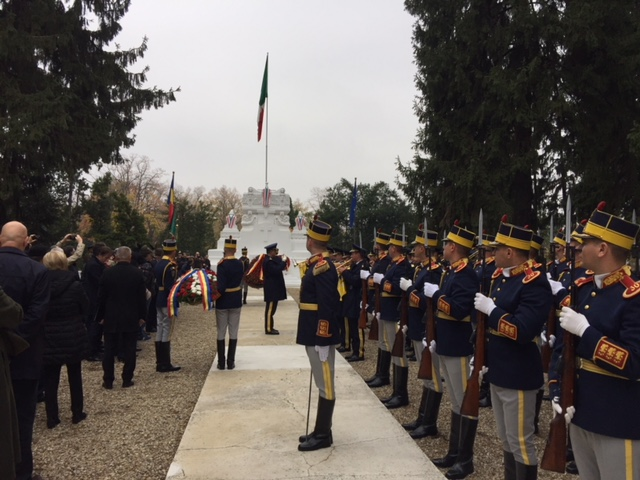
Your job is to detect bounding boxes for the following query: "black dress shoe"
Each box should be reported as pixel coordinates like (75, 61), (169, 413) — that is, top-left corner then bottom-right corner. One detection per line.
(102, 381), (113, 390)
(47, 417), (61, 429)
(265, 329), (280, 335)
(347, 355), (364, 362)
(337, 346), (349, 353)
(122, 380), (134, 388)
(72, 412), (87, 424)
(566, 461), (579, 475)
(298, 432), (332, 451)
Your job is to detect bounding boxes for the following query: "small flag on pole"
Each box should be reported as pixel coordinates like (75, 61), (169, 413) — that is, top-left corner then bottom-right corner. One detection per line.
(167, 172), (177, 236)
(257, 54), (269, 142)
(262, 188), (271, 207)
(349, 178), (357, 229)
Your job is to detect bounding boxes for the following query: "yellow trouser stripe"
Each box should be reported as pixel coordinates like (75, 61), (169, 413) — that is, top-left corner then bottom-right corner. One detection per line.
(518, 390), (530, 465)
(322, 359), (334, 400)
(626, 439), (633, 480)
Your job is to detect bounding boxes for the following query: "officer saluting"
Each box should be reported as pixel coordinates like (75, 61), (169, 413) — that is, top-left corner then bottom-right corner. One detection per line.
(262, 243), (287, 335)
(154, 239), (181, 372)
(554, 202), (640, 479)
(296, 219), (340, 452)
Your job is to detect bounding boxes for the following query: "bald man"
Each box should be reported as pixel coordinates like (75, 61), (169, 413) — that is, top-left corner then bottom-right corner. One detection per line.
(0, 221), (50, 480)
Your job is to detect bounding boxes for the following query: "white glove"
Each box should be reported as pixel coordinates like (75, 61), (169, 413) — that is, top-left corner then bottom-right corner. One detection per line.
(402, 324), (408, 334)
(423, 282), (439, 298)
(315, 345), (330, 362)
(373, 273), (384, 284)
(359, 301), (363, 309)
(428, 340), (436, 354)
(474, 292), (496, 316)
(375, 312), (381, 321)
(400, 278), (412, 291)
(540, 330), (557, 348)
(360, 270), (370, 280)
(552, 397), (575, 425)
(478, 366), (489, 384)
(549, 334), (556, 348)
(548, 279), (563, 295)
(422, 337), (427, 348)
(281, 255), (288, 262)
(559, 306), (590, 337)
(546, 272), (553, 281)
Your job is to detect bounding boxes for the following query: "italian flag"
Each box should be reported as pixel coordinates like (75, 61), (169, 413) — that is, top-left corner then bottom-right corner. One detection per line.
(257, 54), (268, 142)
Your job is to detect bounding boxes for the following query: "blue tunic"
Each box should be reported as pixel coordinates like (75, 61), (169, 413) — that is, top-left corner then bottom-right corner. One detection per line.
(406, 262), (442, 342)
(379, 256), (411, 322)
(215, 257), (244, 310)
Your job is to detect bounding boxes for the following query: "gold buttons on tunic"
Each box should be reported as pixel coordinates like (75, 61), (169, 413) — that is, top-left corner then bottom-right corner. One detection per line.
(584, 305), (590, 310)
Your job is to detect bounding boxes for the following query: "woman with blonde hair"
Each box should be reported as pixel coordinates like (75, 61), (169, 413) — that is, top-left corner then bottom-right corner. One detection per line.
(42, 248), (89, 428)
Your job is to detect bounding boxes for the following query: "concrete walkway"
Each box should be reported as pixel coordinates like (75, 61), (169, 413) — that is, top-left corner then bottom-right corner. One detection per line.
(166, 294), (445, 480)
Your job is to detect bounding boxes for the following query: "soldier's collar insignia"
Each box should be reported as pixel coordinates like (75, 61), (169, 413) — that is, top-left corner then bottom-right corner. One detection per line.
(574, 276), (594, 287)
(451, 258), (469, 272)
(486, 257), (495, 265)
(522, 260), (541, 284)
(393, 255), (406, 264)
(510, 261), (528, 277)
(492, 268), (504, 279)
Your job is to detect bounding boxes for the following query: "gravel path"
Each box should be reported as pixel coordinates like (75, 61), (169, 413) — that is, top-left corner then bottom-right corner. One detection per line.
(32, 293), (568, 479)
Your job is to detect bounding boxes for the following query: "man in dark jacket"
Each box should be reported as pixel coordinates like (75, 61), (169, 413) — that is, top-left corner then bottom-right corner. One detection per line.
(262, 243), (287, 335)
(82, 243), (112, 360)
(0, 221), (50, 480)
(96, 246), (147, 389)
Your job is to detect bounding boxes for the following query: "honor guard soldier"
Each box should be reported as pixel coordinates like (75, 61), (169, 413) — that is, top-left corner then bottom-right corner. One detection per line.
(296, 220), (341, 452)
(548, 230), (569, 280)
(376, 230), (412, 409)
(548, 203), (640, 480)
(362, 230), (392, 388)
(528, 230), (546, 269)
(215, 236), (244, 370)
(239, 247), (250, 304)
(338, 244), (368, 362)
(474, 218), (552, 480)
(400, 226), (443, 438)
(422, 222), (479, 479)
(154, 239), (181, 372)
(262, 243), (287, 335)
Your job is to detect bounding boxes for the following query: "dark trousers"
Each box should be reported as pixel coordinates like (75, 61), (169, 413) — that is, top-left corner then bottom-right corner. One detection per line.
(11, 378), (38, 480)
(103, 332), (137, 383)
(264, 301), (279, 332)
(86, 311), (104, 356)
(146, 293), (158, 331)
(43, 362), (83, 420)
(347, 316), (361, 356)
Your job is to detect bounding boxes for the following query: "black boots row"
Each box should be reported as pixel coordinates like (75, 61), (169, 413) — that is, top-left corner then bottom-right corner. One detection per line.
(298, 396), (335, 451)
(503, 450), (538, 480)
(154, 342), (181, 372)
(402, 387), (441, 438)
(217, 339), (237, 370)
(380, 364), (409, 409)
(365, 348), (391, 388)
(432, 411), (477, 480)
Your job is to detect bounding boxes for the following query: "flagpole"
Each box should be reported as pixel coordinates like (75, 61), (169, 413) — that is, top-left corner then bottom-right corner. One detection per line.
(265, 53), (269, 194)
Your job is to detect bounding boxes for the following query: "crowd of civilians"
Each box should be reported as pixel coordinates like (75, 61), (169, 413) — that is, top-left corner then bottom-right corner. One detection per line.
(0, 221), (206, 480)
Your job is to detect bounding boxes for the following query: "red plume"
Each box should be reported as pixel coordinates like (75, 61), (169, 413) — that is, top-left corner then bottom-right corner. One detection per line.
(524, 224), (530, 230)
(501, 214), (508, 223)
(313, 214), (319, 221)
(454, 219), (460, 226)
(597, 201), (606, 211)
(419, 223), (424, 230)
(581, 219), (587, 225)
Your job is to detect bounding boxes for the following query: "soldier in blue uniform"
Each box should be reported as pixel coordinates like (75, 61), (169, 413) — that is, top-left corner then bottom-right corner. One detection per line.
(296, 220), (341, 452)
(362, 231), (392, 388)
(338, 245), (368, 362)
(422, 222), (478, 479)
(474, 220), (552, 480)
(262, 243), (287, 335)
(548, 230), (569, 280)
(378, 230), (412, 409)
(154, 239), (181, 372)
(215, 236), (244, 370)
(239, 247), (250, 304)
(551, 203), (640, 480)
(400, 226), (443, 438)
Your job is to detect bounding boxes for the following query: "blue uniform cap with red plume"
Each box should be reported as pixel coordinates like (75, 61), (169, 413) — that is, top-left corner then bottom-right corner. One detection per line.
(491, 215), (533, 251)
(375, 229), (391, 245)
(576, 201), (640, 250)
(445, 219), (476, 249)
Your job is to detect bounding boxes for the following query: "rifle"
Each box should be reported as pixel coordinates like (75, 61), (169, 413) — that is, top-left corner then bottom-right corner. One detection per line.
(391, 287), (409, 357)
(541, 305), (556, 373)
(460, 209), (486, 419)
(358, 277), (368, 329)
(541, 197), (576, 473)
(368, 282), (380, 340)
(417, 295), (435, 380)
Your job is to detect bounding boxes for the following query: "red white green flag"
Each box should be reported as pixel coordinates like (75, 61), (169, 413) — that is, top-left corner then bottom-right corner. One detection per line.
(257, 54), (268, 142)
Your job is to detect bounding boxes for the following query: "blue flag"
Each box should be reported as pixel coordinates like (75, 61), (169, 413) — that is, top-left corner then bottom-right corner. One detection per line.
(349, 178), (357, 229)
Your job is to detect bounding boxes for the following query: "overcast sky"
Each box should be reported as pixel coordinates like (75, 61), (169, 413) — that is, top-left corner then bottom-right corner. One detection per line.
(116, 0), (419, 205)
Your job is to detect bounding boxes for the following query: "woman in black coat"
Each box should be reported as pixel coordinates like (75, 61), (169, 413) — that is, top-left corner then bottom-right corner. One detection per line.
(42, 249), (89, 428)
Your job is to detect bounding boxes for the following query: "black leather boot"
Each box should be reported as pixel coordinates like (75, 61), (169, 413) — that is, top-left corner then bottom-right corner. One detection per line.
(227, 339), (237, 370)
(479, 375), (492, 408)
(217, 340), (226, 370)
(445, 415), (477, 479)
(159, 342), (181, 372)
(515, 462), (537, 480)
(384, 365), (409, 409)
(533, 389), (543, 434)
(410, 388), (442, 438)
(367, 350), (391, 388)
(298, 397), (335, 451)
(154, 341), (162, 372)
(433, 411), (461, 468)
(403, 386), (428, 430)
(504, 450), (516, 480)
(380, 363), (400, 403)
(364, 348), (383, 384)
(243, 291), (247, 304)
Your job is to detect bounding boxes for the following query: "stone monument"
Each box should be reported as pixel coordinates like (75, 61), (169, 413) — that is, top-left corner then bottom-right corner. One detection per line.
(207, 187), (309, 286)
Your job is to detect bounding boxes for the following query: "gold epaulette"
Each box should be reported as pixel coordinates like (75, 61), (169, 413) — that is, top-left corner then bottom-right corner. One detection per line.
(523, 260), (541, 284)
(313, 258), (330, 276)
(451, 258), (469, 273)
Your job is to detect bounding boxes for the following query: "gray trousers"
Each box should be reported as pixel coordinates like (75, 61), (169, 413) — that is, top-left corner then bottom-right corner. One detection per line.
(216, 308), (241, 340)
(571, 423), (640, 480)
(156, 307), (174, 342)
(440, 354), (470, 414)
(305, 345), (336, 400)
(412, 339), (443, 392)
(490, 385), (537, 465)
